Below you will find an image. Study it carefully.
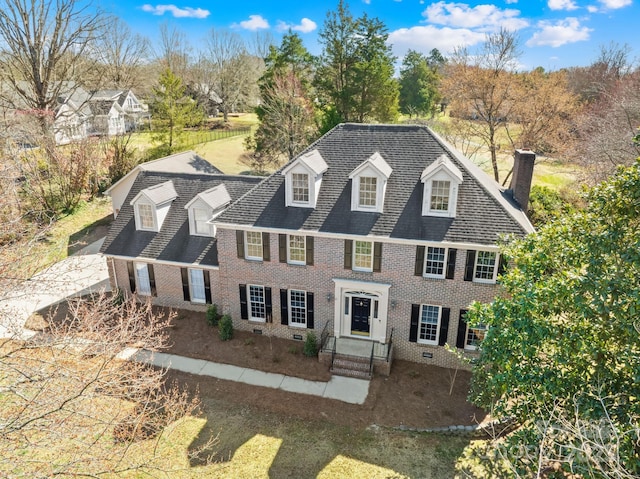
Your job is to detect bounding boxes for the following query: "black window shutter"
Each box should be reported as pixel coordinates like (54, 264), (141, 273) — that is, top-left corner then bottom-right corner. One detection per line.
(262, 233), (270, 262)
(148, 264), (157, 297)
(239, 284), (248, 319)
(438, 308), (450, 346)
(180, 268), (190, 301)
(306, 292), (314, 329)
(306, 236), (314, 266)
(236, 230), (245, 258)
(373, 242), (382, 272)
(204, 270), (212, 304)
(446, 248), (457, 280)
(279, 234), (287, 263)
(344, 240), (352, 269)
(265, 287), (272, 322)
(280, 289), (289, 325)
(456, 309), (468, 349)
(127, 261), (136, 293)
(414, 245), (425, 276)
(464, 250), (476, 281)
(409, 304), (420, 342)
(497, 253), (506, 277)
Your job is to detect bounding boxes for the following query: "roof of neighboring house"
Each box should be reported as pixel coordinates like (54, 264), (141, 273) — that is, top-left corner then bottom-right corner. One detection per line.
(214, 123), (533, 246)
(88, 99), (121, 116)
(101, 171), (263, 266)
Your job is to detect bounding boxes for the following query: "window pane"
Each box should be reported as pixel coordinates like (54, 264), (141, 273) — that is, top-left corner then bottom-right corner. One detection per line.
(138, 203), (154, 229)
(189, 269), (206, 303)
(245, 231), (263, 259)
(359, 176), (377, 207)
(430, 180), (451, 211)
(194, 208), (211, 235)
(475, 251), (497, 280)
(249, 285), (266, 320)
(466, 324), (487, 350)
(289, 290), (306, 326)
(292, 173), (309, 203)
(288, 235), (306, 263)
(353, 241), (373, 270)
(419, 305), (440, 343)
(135, 263), (151, 296)
(425, 247), (446, 276)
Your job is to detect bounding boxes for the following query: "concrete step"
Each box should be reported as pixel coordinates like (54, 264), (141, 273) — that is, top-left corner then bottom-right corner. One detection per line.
(331, 355), (373, 379)
(333, 357), (371, 372)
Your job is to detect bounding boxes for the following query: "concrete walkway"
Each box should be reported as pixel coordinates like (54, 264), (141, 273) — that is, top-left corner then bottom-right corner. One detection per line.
(2, 237), (371, 405)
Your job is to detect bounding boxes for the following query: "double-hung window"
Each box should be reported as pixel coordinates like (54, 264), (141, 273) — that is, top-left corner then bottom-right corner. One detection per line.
(288, 235), (306, 264)
(425, 246), (446, 278)
(466, 323), (487, 351)
(137, 203), (155, 230)
(292, 173), (309, 203)
(135, 262), (151, 296)
(193, 207), (211, 236)
(429, 180), (451, 213)
(288, 290), (307, 327)
(188, 269), (206, 304)
(475, 251), (498, 282)
(353, 240), (373, 271)
(358, 176), (377, 208)
(245, 231), (263, 260)
(249, 285), (266, 321)
(418, 304), (441, 345)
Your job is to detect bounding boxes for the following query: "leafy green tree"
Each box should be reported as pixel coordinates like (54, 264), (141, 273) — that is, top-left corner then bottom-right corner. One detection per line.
(399, 50), (441, 118)
(461, 160), (640, 477)
(246, 32), (317, 169)
(316, 0), (398, 128)
(150, 68), (203, 152)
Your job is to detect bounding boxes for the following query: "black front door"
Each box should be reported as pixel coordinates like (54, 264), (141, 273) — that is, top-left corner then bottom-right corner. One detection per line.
(351, 297), (371, 335)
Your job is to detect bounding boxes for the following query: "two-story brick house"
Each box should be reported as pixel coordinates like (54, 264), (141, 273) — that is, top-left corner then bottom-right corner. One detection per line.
(101, 123), (535, 374)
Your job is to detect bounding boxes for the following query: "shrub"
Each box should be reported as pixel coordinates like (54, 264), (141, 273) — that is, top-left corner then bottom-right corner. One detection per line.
(218, 314), (233, 341)
(303, 332), (318, 357)
(206, 304), (219, 326)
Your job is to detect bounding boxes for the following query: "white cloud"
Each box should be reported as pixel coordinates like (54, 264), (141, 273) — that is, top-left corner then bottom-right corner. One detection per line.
(235, 14), (270, 31)
(586, 5), (600, 12)
(389, 25), (486, 56)
(505, 0), (518, 3)
(276, 18), (317, 33)
(363, 0), (371, 4)
(423, 2), (528, 31)
(548, 0), (579, 10)
(141, 4), (210, 19)
(526, 17), (592, 47)
(599, 0), (632, 8)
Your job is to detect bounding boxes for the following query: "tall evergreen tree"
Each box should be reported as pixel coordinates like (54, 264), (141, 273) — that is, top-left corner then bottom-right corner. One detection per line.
(399, 50), (441, 118)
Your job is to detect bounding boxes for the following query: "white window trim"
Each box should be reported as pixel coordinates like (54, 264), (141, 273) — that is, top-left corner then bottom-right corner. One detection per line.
(288, 289), (307, 328)
(417, 304), (442, 346)
(423, 246), (447, 279)
(473, 250), (499, 284)
(350, 172), (387, 213)
(248, 284), (266, 322)
(291, 172), (311, 206)
(245, 231), (263, 261)
(135, 262), (151, 296)
(465, 323), (488, 351)
(188, 268), (206, 304)
(421, 155), (463, 218)
(135, 201), (157, 231)
(287, 235), (306, 265)
(190, 206), (213, 237)
(352, 240), (374, 272)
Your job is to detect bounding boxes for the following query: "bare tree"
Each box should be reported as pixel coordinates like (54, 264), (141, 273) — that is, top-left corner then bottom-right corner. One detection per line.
(1, 292), (214, 477)
(0, 0), (107, 134)
(442, 28), (521, 183)
(90, 16), (151, 90)
(155, 22), (192, 81)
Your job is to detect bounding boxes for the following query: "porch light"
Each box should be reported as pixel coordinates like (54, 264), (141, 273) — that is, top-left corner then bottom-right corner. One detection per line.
(390, 300), (397, 309)
(326, 293), (333, 302)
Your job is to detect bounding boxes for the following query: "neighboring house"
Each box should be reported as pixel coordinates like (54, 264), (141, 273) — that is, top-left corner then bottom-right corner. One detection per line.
(93, 89), (149, 131)
(101, 124), (535, 375)
(87, 100), (126, 137)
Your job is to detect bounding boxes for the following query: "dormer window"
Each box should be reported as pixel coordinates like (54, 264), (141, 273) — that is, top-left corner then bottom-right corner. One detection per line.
(185, 184), (231, 237)
(349, 152), (392, 213)
(282, 149), (328, 208)
(421, 154), (463, 218)
(130, 180), (177, 232)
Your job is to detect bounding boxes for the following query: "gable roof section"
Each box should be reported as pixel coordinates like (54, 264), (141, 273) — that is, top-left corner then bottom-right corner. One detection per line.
(215, 123), (533, 246)
(282, 148), (328, 176)
(185, 184), (231, 211)
(130, 180), (177, 206)
(349, 151), (392, 180)
(101, 172), (262, 266)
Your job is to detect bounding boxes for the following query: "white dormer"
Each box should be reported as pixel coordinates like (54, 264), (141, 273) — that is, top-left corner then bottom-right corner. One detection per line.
(282, 149), (328, 208)
(421, 154), (463, 218)
(349, 152), (392, 213)
(130, 181), (177, 232)
(184, 184), (231, 237)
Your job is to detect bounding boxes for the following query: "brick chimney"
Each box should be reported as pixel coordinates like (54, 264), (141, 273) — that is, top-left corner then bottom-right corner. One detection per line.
(510, 149), (536, 212)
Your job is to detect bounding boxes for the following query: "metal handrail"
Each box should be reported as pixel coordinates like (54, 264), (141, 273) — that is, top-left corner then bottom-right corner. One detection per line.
(368, 341), (375, 377)
(386, 327), (394, 362)
(320, 321), (330, 351)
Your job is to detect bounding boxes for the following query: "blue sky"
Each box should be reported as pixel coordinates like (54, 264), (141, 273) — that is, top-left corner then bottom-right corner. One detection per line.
(108, 0), (638, 71)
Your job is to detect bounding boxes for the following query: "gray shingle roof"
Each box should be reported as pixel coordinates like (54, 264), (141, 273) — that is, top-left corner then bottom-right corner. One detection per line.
(215, 123), (532, 246)
(101, 172), (263, 266)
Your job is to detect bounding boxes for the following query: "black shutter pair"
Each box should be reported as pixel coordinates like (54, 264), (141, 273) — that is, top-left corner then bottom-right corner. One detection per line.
(280, 289), (315, 329)
(414, 246), (457, 279)
(127, 261), (156, 296)
(409, 305), (450, 346)
(239, 284), (272, 321)
(180, 268), (212, 304)
(236, 230), (270, 261)
(463, 250), (503, 281)
(278, 234), (314, 265)
(344, 240), (382, 272)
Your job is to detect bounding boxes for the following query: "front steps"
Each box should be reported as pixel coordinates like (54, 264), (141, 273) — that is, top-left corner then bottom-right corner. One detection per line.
(330, 354), (372, 379)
